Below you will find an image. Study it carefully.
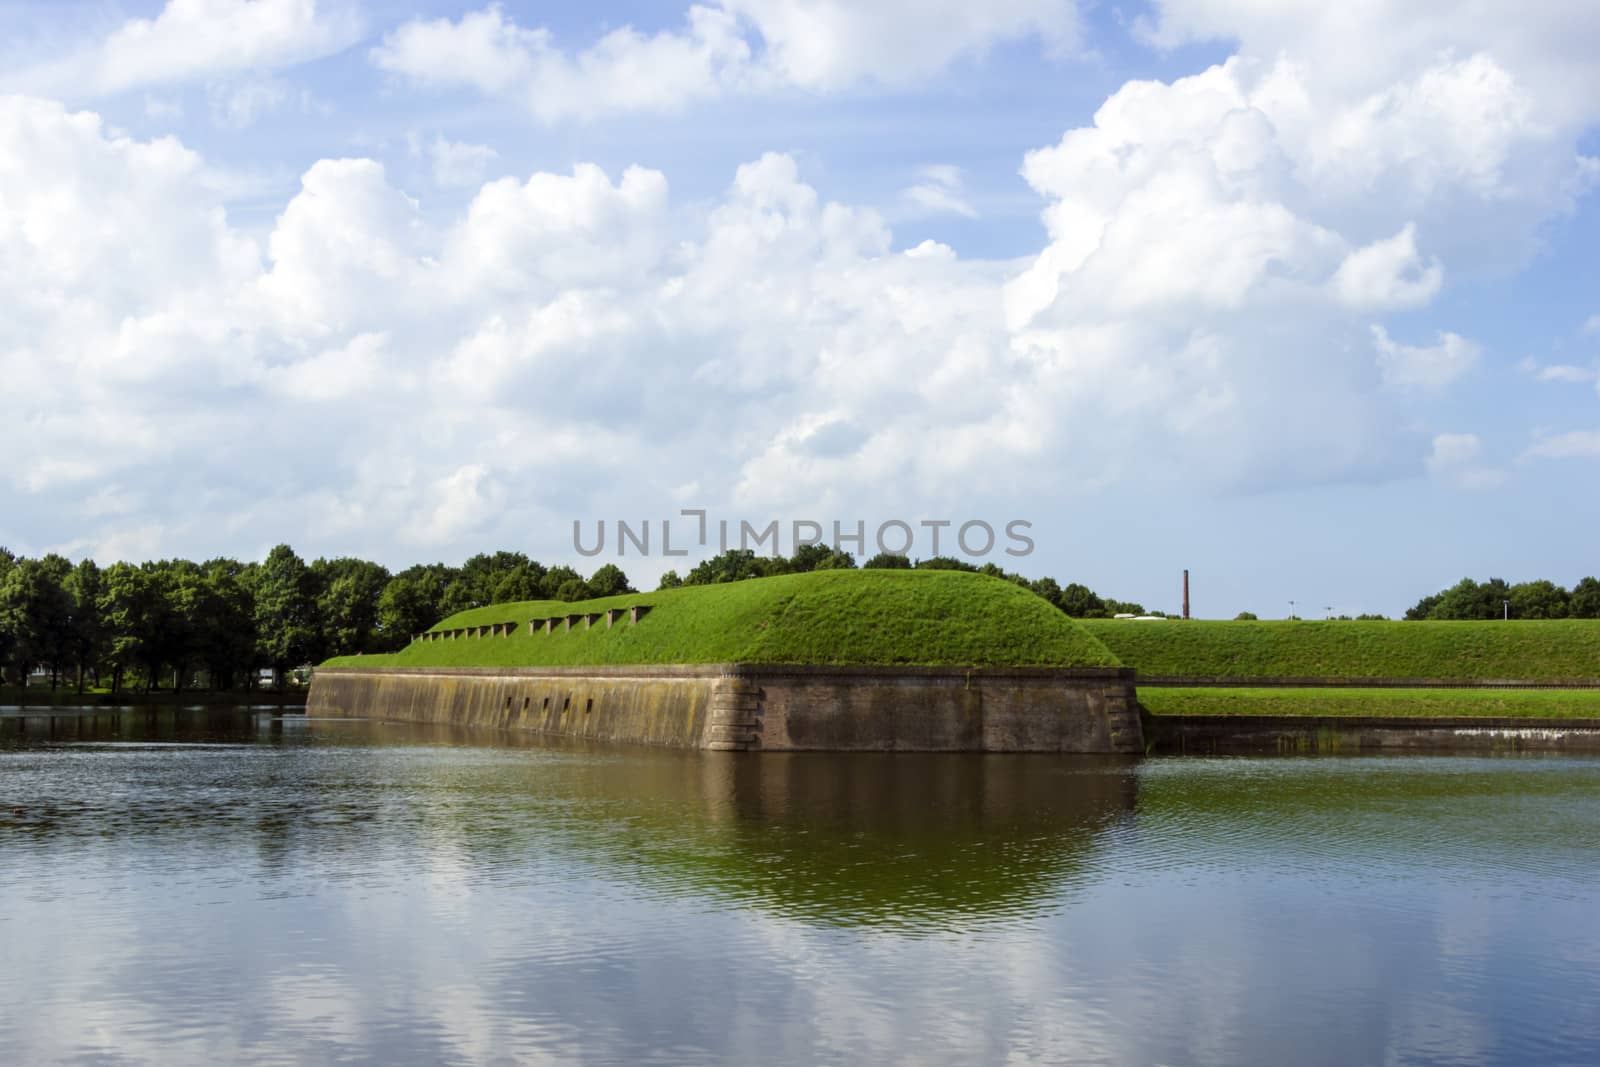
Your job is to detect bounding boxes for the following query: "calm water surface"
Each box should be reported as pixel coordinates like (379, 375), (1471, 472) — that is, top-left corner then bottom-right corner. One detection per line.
(2, 708), (1597, 1065)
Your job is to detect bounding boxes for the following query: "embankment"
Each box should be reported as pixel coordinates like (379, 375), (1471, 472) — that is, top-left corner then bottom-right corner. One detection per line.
(1082, 619), (1600, 684)
(308, 664), (1142, 753)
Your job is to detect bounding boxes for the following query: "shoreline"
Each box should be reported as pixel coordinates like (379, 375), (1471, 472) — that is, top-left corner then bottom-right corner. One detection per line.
(0, 686), (308, 709)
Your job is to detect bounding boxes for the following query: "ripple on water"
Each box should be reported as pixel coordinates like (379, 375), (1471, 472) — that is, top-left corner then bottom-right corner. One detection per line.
(2, 714), (1598, 1065)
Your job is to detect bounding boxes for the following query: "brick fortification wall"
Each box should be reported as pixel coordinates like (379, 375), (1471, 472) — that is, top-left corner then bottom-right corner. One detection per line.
(307, 665), (1143, 754)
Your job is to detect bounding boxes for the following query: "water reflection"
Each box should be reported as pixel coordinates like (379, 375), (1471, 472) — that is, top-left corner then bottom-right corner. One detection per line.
(2, 709), (1597, 1066)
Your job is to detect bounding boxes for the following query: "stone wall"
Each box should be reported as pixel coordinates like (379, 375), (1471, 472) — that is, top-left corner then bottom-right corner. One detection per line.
(307, 665), (1141, 753)
(1143, 712), (1600, 754)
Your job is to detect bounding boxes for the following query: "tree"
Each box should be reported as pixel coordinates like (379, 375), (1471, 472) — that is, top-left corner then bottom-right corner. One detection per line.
(100, 562), (156, 693)
(64, 559), (107, 693)
(540, 566), (583, 599)
(915, 556), (978, 572)
(863, 553), (912, 569)
(378, 566), (450, 650)
(0, 558), (73, 689)
(657, 570), (684, 590)
(587, 564), (635, 598)
(1059, 583), (1109, 618)
(1030, 576), (1063, 610)
(310, 557), (391, 658)
(1570, 577), (1600, 620)
(684, 550), (778, 585)
(555, 578), (592, 601)
(789, 543), (856, 572)
(254, 544), (315, 686)
(1234, 611), (1258, 620)
(196, 558), (256, 690)
(1509, 579), (1569, 620)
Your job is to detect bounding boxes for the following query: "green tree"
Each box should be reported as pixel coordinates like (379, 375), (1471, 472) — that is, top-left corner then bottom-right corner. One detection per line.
(788, 544), (856, 572)
(254, 544), (315, 686)
(310, 557), (391, 658)
(555, 578), (593, 601)
(539, 565), (583, 599)
(1030, 576), (1063, 610)
(100, 562), (156, 693)
(378, 566), (451, 649)
(863, 552), (912, 569)
(64, 559), (108, 693)
(1569, 577), (1600, 619)
(1, 558), (74, 689)
(1234, 611), (1258, 620)
(1059, 583), (1109, 618)
(196, 558), (256, 690)
(1508, 579), (1570, 619)
(587, 564), (635, 597)
(684, 550), (778, 585)
(657, 570), (684, 590)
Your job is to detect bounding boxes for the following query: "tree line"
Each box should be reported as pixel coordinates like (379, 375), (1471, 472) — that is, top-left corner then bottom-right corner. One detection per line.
(0, 543), (1151, 693)
(0, 546), (638, 693)
(1404, 576), (1600, 620)
(659, 548), (1154, 618)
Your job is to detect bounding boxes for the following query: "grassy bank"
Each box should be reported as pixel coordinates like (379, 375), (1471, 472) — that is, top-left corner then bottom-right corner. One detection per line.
(1140, 687), (1600, 719)
(1083, 619), (1600, 682)
(323, 570), (1121, 670)
(0, 686), (307, 708)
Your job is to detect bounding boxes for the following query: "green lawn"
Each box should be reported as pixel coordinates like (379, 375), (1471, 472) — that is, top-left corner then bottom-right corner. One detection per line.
(1140, 686), (1600, 719)
(1084, 618), (1600, 682)
(324, 569), (1121, 670)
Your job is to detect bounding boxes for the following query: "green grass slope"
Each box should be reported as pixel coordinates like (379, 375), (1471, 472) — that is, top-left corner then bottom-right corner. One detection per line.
(1141, 687), (1600, 719)
(325, 570), (1121, 669)
(1083, 619), (1600, 681)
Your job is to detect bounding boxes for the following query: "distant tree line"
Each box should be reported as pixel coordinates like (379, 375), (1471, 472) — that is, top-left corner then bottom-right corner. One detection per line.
(658, 548), (1153, 617)
(0, 545), (637, 693)
(1404, 577), (1600, 620)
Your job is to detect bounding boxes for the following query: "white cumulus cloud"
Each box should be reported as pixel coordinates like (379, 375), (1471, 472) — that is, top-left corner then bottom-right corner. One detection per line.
(371, 1), (1078, 121)
(5, 0), (361, 98)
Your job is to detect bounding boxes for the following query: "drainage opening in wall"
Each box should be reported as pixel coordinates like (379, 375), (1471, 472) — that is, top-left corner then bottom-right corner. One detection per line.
(563, 695), (571, 711)
(503, 696), (511, 712)
(522, 696), (530, 711)
(543, 697), (550, 711)
(585, 698), (593, 714)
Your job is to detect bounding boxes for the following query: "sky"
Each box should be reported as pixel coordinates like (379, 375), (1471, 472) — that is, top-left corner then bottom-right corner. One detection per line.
(1, 0), (1598, 619)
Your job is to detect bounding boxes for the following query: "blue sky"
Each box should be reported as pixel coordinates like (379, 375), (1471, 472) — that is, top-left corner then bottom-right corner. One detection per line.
(1, 1), (1598, 617)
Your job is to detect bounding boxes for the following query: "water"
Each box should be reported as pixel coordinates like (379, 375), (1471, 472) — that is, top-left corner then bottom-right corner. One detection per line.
(3, 709), (1598, 1065)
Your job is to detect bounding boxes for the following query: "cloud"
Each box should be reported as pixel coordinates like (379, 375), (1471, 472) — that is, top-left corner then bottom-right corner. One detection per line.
(1525, 362), (1597, 385)
(371, 1), (1078, 121)
(208, 78), (294, 129)
(4, 0), (1594, 566)
(1524, 431), (1600, 461)
(1332, 224), (1442, 310)
(1425, 433), (1504, 490)
(1371, 326), (1481, 390)
(5, 0), (361, 98)
(1584, 314), (1600, 335)
(903, 165), (978, 218)
(427, 137), (499, 190)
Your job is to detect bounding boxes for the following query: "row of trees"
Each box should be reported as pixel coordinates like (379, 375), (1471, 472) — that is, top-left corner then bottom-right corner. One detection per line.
(1404, 577), (1600, 620)
(0, 546), (638, 693)
(659, 548), (1153, 617)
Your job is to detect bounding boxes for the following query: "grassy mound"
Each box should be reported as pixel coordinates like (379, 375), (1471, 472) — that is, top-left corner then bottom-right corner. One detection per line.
(1083, 619), (1600, 681)
(324, 570), (1120, 669)
(1141, 687), (1600, 719)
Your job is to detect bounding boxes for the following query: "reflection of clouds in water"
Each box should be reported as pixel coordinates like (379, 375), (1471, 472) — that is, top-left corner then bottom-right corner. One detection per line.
(3, 718), (1600, 1063)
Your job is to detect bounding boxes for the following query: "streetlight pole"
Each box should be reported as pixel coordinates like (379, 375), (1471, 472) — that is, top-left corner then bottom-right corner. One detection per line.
(1504, 599), (1509, 621)
(1288, 599), (1296, 620)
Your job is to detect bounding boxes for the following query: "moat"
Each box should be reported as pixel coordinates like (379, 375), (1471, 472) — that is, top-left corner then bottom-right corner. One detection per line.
(3, 708), (1597, 1065)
